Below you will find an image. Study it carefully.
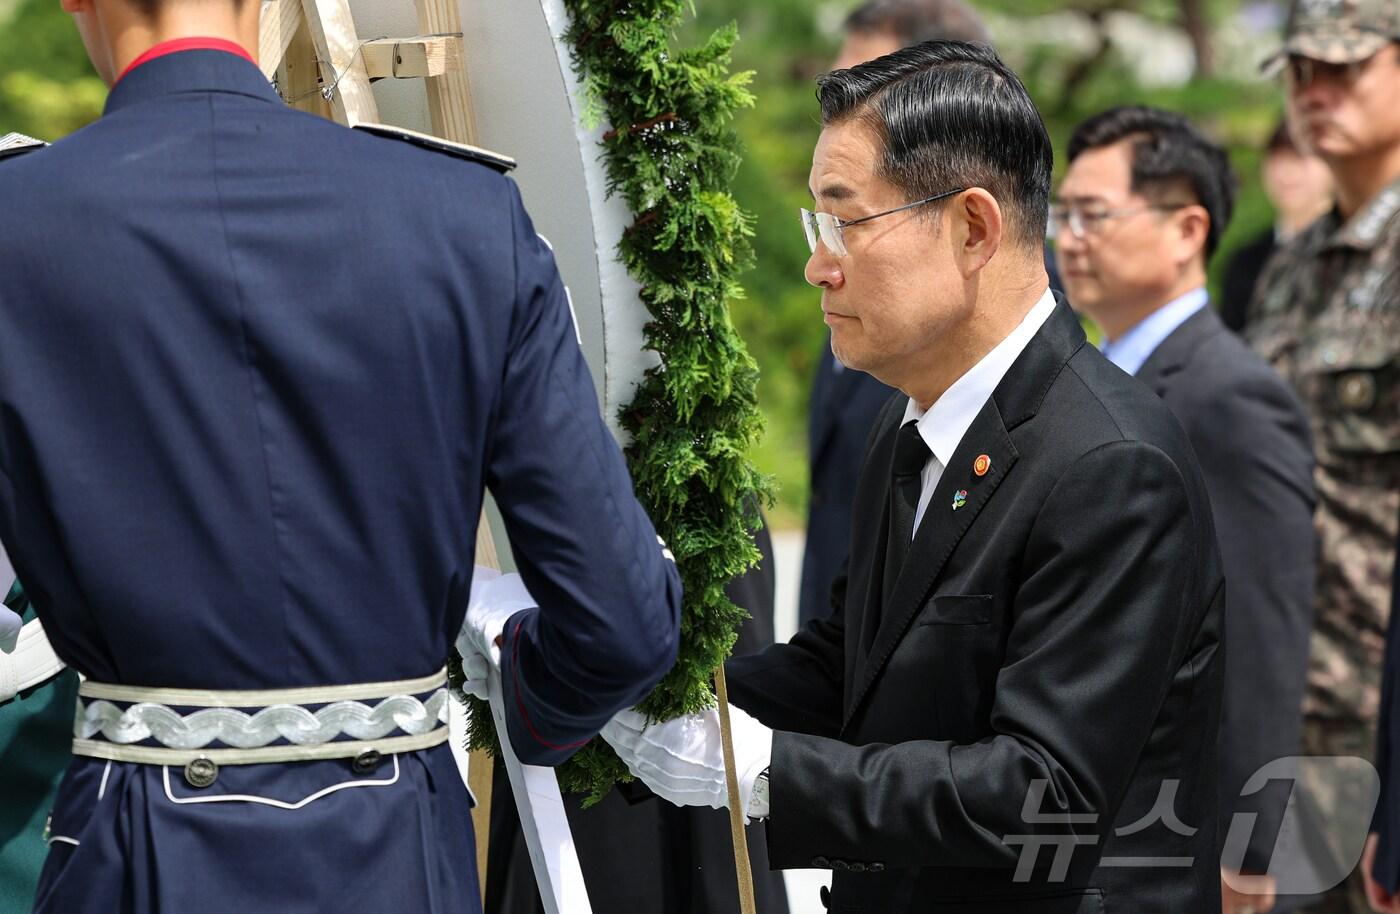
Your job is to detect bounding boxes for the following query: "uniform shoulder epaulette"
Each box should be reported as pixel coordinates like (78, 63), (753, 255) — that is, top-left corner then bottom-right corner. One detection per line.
(0, 132), (48, 163)
(353, 122), (515, 173)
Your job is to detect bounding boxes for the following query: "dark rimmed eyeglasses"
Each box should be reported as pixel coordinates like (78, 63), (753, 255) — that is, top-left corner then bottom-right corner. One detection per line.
(800, 187), (965, 256)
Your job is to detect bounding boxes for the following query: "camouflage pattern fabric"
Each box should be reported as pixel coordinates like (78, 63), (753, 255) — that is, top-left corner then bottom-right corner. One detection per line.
(1248, 173), (1400, 913)
(1278, 0), (1400, 65)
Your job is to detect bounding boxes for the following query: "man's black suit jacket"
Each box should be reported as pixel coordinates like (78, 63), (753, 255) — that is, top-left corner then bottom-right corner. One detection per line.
(1135, 305), (1315, 877)
(729, 301), (1226, 914)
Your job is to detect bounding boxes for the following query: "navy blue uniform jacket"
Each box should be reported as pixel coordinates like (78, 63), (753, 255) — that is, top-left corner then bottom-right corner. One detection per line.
(0, 48), (680, 913)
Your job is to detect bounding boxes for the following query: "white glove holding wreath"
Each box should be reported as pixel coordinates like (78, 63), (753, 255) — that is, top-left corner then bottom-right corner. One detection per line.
(601, 704), (773, 819)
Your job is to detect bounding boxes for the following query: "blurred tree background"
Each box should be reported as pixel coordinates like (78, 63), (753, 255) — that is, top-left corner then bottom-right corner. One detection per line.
(0, 0), (105, 138)
(0, 0), (1293, 525)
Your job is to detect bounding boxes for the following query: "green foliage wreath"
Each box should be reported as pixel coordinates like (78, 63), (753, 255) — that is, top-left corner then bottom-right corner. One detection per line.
(455, 0), (769, 803)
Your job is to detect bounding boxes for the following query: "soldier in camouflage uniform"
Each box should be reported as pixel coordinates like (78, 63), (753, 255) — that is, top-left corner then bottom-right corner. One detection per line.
(1248, 1), (1400, 910)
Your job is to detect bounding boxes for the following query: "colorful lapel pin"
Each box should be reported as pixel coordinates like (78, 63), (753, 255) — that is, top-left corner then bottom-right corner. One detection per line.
(951, 489), (968, 511)
(973, 454), (991, 477)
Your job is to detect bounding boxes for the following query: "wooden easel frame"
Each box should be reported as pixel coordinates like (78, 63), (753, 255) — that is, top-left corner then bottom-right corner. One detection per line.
(257, 0), (472, 141)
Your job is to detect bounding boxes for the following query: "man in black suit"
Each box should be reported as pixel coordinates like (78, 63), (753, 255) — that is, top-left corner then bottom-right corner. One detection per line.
(603, 42), (1225, 914)
(1057, 105), (1317, 914)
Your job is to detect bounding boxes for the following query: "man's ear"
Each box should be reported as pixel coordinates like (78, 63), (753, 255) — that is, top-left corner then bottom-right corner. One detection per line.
(1173, 204), (1211, 265)
(60, 0), (90, 15)
(954, 187), (1004, 277)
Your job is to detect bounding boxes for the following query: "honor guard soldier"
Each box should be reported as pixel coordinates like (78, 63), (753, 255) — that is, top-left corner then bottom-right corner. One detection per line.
(0, 1), (681, 912)
(1250, 3), (1400, 911)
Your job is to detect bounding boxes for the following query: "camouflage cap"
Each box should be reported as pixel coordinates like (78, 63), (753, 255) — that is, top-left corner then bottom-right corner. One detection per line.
(1262, 0), (1400, 73)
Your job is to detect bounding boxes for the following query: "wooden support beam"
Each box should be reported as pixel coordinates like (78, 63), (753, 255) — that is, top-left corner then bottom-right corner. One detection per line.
(360, 36), (462, 80)
(413, 0), (476, 143)
(278, 15), (331, 120)
(299, 0), (379, 126)
(258, 0), (304, 80)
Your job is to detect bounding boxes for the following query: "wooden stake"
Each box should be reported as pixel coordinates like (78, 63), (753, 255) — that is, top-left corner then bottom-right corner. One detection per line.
(412, 0), (476, 143)
(715, 666), (758, 914)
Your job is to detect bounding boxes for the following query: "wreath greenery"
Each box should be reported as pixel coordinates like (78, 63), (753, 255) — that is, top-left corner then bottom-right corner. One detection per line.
(454, 0), (770, 803)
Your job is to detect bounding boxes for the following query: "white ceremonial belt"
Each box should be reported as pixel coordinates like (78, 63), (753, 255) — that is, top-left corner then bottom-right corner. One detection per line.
(72, 667), (451, 767)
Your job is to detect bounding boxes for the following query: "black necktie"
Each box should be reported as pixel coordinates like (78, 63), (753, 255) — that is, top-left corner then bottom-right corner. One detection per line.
(880, 421), (932, 617)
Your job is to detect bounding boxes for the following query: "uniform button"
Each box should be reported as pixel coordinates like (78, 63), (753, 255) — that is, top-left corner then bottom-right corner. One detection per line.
(352, 750), (383, 775)
(184, 757), (218, 788)
(848, 861), (866, 872)
(831, 859), (850, 871)
(811, 855), (830, 868)
(868, 862), (885, 873)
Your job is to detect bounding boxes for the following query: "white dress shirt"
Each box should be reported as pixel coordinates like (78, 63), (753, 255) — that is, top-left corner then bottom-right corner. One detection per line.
(900, 288), (1058, 536)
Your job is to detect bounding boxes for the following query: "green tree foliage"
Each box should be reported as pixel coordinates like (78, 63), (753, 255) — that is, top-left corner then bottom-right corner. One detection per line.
(460, 0), (770, 803)
(0, 0), (106, 139)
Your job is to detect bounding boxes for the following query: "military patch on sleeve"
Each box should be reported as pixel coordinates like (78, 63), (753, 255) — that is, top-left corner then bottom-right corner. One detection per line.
(0, 132), (47, 163)
(353, 123), (515, 173)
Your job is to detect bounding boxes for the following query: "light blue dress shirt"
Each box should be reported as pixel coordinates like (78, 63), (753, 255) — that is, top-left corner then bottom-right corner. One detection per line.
(1099, 287), (1209, 377)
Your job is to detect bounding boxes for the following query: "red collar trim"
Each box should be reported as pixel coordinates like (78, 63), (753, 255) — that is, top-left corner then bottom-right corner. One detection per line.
(116, 38), (255, 85)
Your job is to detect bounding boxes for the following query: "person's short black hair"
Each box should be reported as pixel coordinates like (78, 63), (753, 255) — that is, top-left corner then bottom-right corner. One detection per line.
(1066, 105), (1237, 260)
(843, 0), (991, 47)
(816, 40), (1052, 249)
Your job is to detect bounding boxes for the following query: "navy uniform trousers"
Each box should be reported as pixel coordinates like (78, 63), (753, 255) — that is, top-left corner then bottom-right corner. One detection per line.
(0, 48), (680, 914)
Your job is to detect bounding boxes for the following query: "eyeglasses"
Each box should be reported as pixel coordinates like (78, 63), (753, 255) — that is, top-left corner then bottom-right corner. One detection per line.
(800, 187), (965, 256)
(1048, 202), (1191, 240)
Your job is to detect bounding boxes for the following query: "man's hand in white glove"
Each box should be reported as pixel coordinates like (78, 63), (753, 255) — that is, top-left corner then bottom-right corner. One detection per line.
(455, 567), (538, 701)
(601, 704), (773, 819)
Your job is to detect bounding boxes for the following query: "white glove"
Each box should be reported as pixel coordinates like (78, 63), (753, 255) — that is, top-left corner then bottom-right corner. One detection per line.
(601, 704), (773, 819)
(0, 607), (19, 653)
(455, 567), (538, 700)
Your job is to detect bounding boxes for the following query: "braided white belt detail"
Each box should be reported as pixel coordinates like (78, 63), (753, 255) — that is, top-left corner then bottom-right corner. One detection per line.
(78, 690), (450, 748)
(71, 668), (450, 766)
